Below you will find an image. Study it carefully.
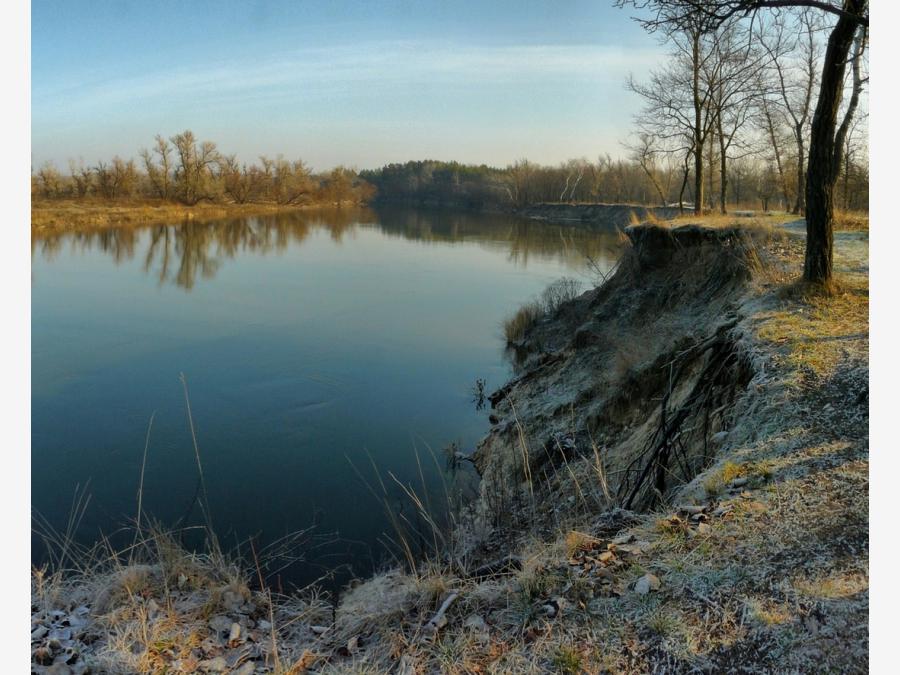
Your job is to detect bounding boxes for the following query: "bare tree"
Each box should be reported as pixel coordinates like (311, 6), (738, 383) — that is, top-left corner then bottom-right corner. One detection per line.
(68, 159), (92, 198)
(170, 130), (220, 205)
(626, 133), (671, 205)
(759, 10), (822, 213)
(140, 135), (174, 200)
(704, 18), (765, 213)
(36, 161), (63, 198)
(94, 157), (138, 199)
(627, 11), (721, 214)
(616, 0), (869, 283)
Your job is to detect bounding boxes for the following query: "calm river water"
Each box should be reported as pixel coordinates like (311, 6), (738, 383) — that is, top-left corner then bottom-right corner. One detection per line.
(31, 206), (621, 587)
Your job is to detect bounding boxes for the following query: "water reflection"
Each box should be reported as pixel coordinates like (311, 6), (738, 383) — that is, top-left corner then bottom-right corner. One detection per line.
(32, 206), (622, 290)
(32, 206), (625, 588)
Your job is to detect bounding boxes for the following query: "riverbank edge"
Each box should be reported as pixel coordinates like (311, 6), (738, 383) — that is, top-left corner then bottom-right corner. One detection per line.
(31, 215), (869, 674)
(30, 199), (371, 234)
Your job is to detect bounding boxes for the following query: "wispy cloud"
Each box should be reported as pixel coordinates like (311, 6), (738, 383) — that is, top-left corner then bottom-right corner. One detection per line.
(33, 40), (662, 117)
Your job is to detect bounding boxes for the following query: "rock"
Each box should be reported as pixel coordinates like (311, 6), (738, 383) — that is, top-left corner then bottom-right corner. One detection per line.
(539, 598), (564, 618)
(310, 625), (330, 635)
(31, 625), (48, 640)
(697, 522), (712, 535)
(49, 627), (73, 641)
(45, 664), (72, 675)
(209, 615), (232, 633)
(730, 477), (749, 488)
(233, 663), (256, 675)
(634, 573), (661, 595)
(229, 622), (242, 644)
(199, 656), (228, 672)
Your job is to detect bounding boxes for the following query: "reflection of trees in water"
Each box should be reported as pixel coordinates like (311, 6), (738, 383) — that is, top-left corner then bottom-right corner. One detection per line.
(372, 206), (622, 271)
(33, 207), (623, 289)
(34, 227), (140, 265)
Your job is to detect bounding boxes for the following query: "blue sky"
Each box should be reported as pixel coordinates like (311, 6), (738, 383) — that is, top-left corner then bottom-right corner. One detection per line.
(31, 0), (662, 170)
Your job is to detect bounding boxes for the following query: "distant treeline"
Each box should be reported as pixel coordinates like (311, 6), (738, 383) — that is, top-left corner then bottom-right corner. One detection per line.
(360, 154), (868, 213)
(32, 130), (868, 214)
(32, 130), (375, 206)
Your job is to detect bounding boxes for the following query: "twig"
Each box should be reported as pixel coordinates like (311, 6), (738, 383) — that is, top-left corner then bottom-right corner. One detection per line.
(424, 591), (460, 633)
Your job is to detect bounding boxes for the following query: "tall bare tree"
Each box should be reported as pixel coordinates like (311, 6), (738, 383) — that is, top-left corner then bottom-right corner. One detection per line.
(140, 135), (174, 200)
(170, 131), (220, 205)
(627, 13), (718, 214)
(758, 10), (821, 214)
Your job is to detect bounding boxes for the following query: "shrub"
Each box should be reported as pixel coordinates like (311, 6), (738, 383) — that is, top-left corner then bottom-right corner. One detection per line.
(503, 300), (544, 345)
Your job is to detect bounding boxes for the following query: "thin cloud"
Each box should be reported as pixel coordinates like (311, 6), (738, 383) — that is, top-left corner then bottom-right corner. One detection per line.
(33, 41), (662, 117)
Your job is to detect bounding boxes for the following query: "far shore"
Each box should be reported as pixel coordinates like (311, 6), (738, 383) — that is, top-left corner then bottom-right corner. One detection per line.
(32, 198), (869, 238)
(30, 199), (368, 235)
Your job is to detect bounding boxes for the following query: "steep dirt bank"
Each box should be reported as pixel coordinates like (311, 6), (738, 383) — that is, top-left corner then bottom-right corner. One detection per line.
(469, 224), (761, 544)
(32, 221), (868, 673)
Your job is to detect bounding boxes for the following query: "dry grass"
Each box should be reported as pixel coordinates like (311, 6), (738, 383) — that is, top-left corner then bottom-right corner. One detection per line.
(758, 274), (868, 375)
(30, 198), (361, 234)
(664, 211), (797, 230)
(502, 278), (582, 345)
(834, 208), (869, 232)
(503, 301), (545, 345)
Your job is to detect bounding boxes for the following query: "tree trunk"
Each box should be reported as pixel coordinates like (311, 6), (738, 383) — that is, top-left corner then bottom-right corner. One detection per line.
(803, 1), (864, 284)
(717, 116), (728, 214)
(794, 126), (806, 215)
(692, 30), (705, 215)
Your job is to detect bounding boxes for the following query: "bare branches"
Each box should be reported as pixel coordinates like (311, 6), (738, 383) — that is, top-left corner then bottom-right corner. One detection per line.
(615, 0), (868, 34)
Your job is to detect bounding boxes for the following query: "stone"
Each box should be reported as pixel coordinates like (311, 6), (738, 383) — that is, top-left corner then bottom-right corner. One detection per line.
(49, 627), (72, 641)
(229, 622), (241, 644)
(233, 664), (256, 675)
(634, 573), (661, 595)
(209, 615), (232, 633)
(45, 665), (72, 675)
